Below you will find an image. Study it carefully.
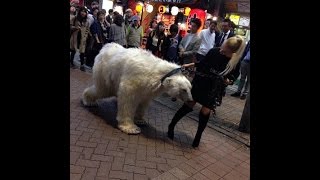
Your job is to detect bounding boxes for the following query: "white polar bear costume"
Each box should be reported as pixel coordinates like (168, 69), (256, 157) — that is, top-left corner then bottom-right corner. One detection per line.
(82, 43), (193, 134)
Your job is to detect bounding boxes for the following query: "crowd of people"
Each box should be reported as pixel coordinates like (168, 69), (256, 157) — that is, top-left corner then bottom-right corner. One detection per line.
(70, 1), (142, 71)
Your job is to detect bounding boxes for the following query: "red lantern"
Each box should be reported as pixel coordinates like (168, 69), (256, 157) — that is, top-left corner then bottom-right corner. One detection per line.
(186, 9), (206, 32)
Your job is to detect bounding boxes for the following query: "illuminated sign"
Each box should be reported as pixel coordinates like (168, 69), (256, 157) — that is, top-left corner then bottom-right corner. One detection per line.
(229, 14), (240, 25)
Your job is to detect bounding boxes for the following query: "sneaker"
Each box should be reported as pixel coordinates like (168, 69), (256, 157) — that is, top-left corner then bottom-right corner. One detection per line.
(80, 65), (85, 71)
(231, 91), (241, 97)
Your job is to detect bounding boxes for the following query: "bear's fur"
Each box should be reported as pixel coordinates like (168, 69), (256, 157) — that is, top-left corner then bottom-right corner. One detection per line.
(82, 43), (193, 134)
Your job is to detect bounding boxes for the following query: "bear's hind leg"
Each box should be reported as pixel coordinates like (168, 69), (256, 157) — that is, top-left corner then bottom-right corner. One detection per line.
(134, 100), (150, 126)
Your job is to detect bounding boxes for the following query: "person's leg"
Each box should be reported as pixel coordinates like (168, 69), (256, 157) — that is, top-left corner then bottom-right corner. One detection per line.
(80, 53), (85, 71)
(241, 63), (250, 99)
(192, 106), (211, 147)
(70, 49), (76, 67)
(167, 101), (196, 139)
(231, 61), (248, 97)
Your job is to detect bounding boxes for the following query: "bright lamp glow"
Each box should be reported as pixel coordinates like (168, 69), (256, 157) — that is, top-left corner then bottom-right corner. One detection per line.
(114, 5), (123, 15)
(136, 3), (143, 13)
(171, 6), (179, 16)
(212, 16), (217, 21)
(146, 4), (153, 13)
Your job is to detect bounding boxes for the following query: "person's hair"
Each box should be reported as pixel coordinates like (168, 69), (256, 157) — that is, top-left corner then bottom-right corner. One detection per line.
(220, 35), (246, 75)
(113, 11), (119, 16)
(101, 9), (106, 14)
(92, 7), (99, 13)
(207, 19), (218, 26)
(91, 1), (98, 6)
(108, 9), (113, 14)
(76, 6), (88, 22)
(191, 18), (202, 30)
(70, 4), (76, 15)
(206, 19), (213, 25)
(97, 11), (105, 18)
(170, 24), (178, 34)
(155, 21), (165, 37)
(113, 14), (124, 26)
(223, 18), (232, 26)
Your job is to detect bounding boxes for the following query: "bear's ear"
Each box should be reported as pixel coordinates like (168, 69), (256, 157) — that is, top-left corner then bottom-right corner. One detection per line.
(162, 77), (173, 87)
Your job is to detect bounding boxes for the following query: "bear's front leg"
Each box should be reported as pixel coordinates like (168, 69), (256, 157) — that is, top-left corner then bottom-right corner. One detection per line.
(82, 85), (100, 107)
(116, 84), (141, 134)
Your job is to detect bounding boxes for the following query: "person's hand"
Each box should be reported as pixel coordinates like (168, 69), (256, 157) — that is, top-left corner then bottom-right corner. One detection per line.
(182, 63), (191, 68)
(224, 78), (233, 85)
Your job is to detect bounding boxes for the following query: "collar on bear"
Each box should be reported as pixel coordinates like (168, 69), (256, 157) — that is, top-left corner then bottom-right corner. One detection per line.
(160, 68), (182, 84)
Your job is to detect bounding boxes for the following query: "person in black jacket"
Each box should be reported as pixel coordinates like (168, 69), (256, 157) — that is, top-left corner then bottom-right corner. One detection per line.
(162, 24), (182, 63)
(167, 35), (246, 147)
(215, 19), (235, 47)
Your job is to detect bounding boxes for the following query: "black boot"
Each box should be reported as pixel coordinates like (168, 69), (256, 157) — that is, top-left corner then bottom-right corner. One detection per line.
(70, 50), (76, 67)
(168, 104), (193, 139)
(192, 112), (210, 147)
(80, 53), (85, 71)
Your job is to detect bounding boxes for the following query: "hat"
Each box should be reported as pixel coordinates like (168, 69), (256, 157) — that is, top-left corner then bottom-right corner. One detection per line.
(130, 15), (140, 21)
(125, 8), (133, 13)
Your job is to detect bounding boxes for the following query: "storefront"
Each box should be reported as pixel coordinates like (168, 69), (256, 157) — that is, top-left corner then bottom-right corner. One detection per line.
(226, 13), (250, 42)
(131, 1), (209, 36)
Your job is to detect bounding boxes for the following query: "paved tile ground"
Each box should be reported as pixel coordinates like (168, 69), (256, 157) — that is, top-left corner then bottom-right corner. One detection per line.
(70, 69), (250, 180)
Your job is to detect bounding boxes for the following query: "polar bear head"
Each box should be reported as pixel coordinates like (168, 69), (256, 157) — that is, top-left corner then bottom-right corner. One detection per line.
(162, 75), (193, 102)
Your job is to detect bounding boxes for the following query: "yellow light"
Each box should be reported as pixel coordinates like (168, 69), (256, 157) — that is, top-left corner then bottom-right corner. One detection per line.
(158, 5), (166, 14)
(135, 4), (143, 13)
(184, 7), (191, 16)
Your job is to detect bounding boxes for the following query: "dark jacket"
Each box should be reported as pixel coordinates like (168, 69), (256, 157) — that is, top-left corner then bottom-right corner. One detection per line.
(162, 34), (182, 63)
(215, 31), (235, 47)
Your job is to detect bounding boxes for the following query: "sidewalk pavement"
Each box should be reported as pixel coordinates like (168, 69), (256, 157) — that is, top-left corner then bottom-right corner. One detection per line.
(70, 68), (250, 180)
